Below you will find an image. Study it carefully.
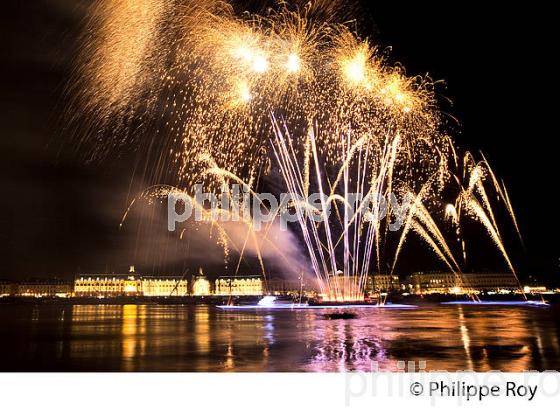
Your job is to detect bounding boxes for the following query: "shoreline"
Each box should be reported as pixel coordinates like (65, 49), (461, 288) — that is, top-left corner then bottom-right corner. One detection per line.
(1, 293), (558, 306)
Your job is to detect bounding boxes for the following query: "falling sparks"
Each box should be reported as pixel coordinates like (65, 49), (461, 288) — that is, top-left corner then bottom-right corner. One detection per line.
(70, 0), (440, 188)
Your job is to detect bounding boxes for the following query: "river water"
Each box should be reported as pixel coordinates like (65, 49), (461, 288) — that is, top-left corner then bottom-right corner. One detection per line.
(1, 304), (558, 371)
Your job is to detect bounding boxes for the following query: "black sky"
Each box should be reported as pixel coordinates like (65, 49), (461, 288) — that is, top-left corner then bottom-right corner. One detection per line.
(0, 1), (557, 283)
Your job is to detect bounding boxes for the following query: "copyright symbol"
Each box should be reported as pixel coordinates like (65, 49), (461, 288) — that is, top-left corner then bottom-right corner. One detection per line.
(410, 382), (423, 396)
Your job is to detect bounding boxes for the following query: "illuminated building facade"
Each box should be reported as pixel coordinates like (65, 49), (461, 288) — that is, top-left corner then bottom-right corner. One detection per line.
(74, 275), (141, 297)
(523, 286), (547, 294)
(142, 276), (188, 296)
(366, 275), (400, 292)
(405, 272), (520, 294)
(0, 281), (13, 297)
(74, 267), (188, 297)
(215, 276), (263, 296)
(192, 275), (211, 296)
(14, 280), (72, 297)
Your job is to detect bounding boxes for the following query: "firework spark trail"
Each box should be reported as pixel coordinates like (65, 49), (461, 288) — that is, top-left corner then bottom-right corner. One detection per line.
(414, 203), (461, 272)
(461, 194), (515, 274)
(271, 124), (330, 295)
(272, 123), (349, 298)
(390, 186), (429, 276)
(463, 160), (502, 242)
(310, 127), (340, 291)
(450, 156), (522, 293)
(410, 220), (458, 274)
(480, 153), (524, 246)
(500, 181), (524, 246)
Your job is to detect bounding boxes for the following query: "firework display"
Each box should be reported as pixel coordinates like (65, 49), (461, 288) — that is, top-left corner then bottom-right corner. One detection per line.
(70, 0), (522, 302)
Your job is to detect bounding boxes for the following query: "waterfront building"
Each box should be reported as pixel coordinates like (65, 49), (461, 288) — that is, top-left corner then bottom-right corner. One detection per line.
(0, 281), (13, 297)
(74, 274), (188, 297)
(192, 275), (211, 296)
(142, 276), (188, 296)
(404, 272), (520, 294)
(215, 276), (263, 296)
(74, 266), (188, 297)
(366, 274), (400, 292)
(523, 286), (548, 294)
(74, 274), (141, 297)
(14, 280), (72, 297)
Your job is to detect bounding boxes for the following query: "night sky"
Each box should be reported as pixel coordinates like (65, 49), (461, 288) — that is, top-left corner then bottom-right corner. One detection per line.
(0, 1), (556, 283)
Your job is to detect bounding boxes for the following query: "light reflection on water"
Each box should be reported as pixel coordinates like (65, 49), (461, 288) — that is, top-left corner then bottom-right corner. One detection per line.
(0, 304), (559, 371)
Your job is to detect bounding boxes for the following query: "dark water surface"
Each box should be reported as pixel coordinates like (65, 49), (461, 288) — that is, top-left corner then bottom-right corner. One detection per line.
(1, 304), (559, 371)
